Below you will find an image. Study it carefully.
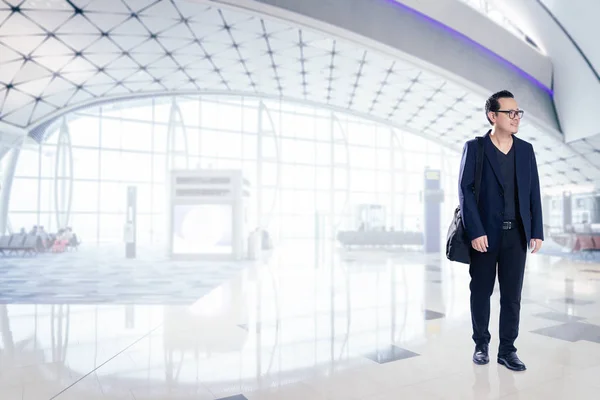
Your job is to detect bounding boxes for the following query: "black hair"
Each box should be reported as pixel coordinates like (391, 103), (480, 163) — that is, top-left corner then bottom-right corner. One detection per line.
(485, 90), (514, 125)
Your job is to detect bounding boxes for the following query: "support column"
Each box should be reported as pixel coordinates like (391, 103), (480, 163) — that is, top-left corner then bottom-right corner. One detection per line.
(563, 191), (572, 231)
(0, 148), (20, 235)
(423, 168), (443, 253)
(54, 118), (74, 230)
(125, 186), (137, 258)
(390, 129), (396, 229)
(329, 112), (335, 242)
(257, 102), (264, 230)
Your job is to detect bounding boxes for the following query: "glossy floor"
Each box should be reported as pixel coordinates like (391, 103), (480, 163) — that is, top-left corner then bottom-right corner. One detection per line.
(1, 246), (600, 399)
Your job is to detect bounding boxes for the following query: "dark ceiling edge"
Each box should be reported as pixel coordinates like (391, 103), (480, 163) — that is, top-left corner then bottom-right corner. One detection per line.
(535, 0), (600, 81)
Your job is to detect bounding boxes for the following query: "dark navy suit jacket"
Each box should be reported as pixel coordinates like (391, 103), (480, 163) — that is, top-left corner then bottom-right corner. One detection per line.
(458, 131), (544, 251)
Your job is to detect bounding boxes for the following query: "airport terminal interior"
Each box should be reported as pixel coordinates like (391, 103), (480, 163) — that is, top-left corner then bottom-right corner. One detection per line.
(1, 0), (600, 399)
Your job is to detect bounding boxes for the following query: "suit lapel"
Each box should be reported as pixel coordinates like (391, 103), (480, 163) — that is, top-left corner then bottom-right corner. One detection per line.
(514, 136), (524, 195)
(483, 131), (504, 189)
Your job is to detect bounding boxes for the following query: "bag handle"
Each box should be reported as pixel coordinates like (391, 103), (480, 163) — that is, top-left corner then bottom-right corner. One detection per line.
(474, 137), (484, 205)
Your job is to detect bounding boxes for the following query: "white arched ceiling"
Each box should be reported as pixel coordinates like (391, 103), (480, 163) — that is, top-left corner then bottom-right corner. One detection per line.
(490, 0), (600, 143)
(216, 0), (558, 133)
(0, 0), (599, 188)
(537, 0), (600, 75)
(389, 0), (553, 89)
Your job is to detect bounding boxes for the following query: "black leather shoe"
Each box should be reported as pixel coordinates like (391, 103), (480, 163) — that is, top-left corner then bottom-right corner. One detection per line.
(473, 344), (489, 365)
(498, 352), (526, 371)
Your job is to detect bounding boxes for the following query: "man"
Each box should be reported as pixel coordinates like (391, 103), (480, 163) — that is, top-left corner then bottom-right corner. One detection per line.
(458, 90), (544, 372)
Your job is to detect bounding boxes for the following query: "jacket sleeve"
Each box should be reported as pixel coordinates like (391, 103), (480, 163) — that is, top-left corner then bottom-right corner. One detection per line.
(530, 145), (544, 240)
(458, 141), (485, 240)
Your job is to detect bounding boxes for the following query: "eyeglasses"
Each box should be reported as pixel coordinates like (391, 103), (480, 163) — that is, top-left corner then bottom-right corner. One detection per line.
(497, 109), (524, 120)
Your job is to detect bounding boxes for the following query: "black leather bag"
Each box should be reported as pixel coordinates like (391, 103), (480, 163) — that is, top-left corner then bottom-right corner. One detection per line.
(446, 137), (484, 264)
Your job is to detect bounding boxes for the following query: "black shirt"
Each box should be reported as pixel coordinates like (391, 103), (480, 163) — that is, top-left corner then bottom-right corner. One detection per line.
(495, 144), (518, 220)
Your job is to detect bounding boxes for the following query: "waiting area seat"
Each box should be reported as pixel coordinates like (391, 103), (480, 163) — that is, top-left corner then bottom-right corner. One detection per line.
(573, 234), (600, 252)
(0, 234), (38, 257)
(0, 235), (10, 255)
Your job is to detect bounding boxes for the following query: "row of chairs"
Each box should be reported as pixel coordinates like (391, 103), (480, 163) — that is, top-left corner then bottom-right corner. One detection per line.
(0, 234), (39, 257)
(573, 234), (600, 252)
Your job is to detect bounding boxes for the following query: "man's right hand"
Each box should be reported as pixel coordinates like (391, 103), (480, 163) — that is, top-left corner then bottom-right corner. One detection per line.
(471, 235), (488, 252)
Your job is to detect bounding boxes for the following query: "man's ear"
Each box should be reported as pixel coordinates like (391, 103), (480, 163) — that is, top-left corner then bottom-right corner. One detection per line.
(487, 111), (496, 124)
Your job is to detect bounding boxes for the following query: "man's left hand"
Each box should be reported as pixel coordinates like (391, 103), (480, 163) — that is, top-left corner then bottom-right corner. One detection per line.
(529, 239), (543, 254)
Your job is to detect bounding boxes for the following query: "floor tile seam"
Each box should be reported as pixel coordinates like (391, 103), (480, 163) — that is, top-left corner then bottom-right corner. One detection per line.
(525, 301), (589, 315)
(43, 282), (236, 400)
(485, 364), (589, 399)
(563, 365), (600, 383)
(349, 367), (467, 395)
(47, 322), (165, 400)
(494, 373), (575, 399)
(311, 369), (465, 400)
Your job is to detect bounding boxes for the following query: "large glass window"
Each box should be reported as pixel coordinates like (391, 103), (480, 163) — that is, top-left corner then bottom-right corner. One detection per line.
(8, 95), (460, 244)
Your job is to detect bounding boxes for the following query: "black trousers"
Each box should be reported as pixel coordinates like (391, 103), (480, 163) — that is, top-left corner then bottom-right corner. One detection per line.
(469, 222), (527, 356)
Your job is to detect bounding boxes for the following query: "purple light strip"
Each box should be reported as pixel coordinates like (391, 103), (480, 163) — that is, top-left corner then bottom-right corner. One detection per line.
(387, 0), (553, 95)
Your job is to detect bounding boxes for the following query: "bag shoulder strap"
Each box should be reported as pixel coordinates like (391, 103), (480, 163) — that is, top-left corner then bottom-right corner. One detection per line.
(474, 137), (484, 204)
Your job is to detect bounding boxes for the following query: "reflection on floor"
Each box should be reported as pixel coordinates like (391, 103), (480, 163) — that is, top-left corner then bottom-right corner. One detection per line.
(0, 246), (250, 304)
(1, 246), (600, 399)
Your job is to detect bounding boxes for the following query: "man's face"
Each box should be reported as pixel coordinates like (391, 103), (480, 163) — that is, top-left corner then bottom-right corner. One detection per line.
(489, 97), (521, 134)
